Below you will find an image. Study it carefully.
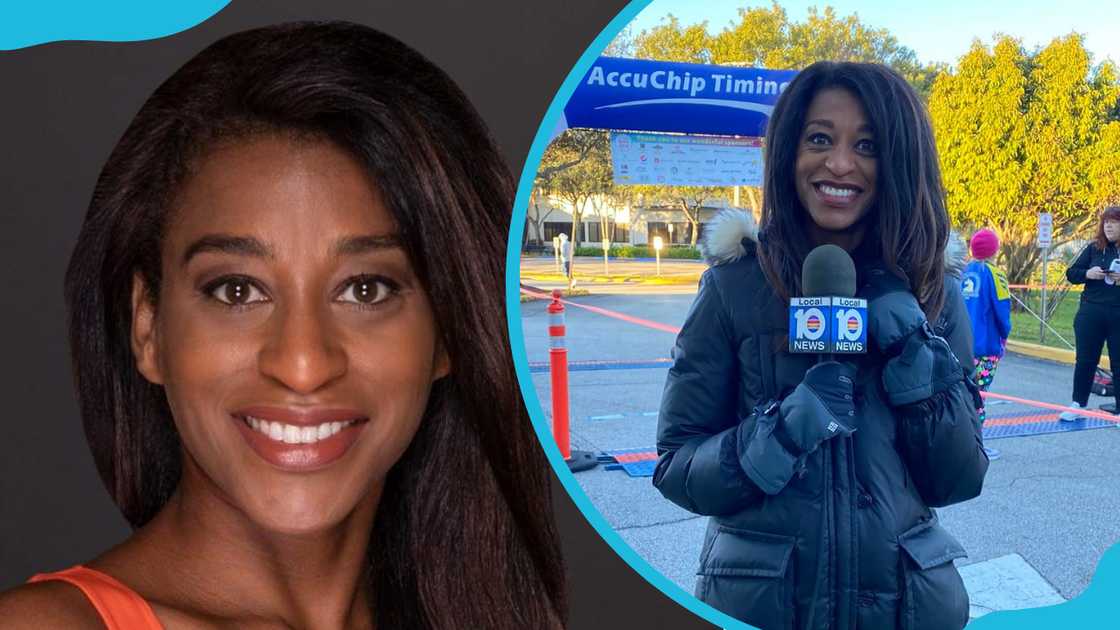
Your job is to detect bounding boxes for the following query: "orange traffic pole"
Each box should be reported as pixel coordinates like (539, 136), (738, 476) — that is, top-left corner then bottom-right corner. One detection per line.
(547, 290), (571, 459)
(546, 289), (598, 471)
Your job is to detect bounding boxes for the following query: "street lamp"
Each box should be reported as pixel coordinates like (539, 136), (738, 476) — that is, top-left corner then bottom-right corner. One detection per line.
(653, 235), (663, 276)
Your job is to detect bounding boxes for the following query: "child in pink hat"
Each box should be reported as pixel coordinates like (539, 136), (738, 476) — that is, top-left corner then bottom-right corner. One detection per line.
(961, 228), (1012, 460)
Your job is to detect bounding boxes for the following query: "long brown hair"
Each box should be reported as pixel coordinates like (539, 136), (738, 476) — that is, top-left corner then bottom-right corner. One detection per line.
(758, 61), (949, 320)
(1094, 206), (1120, 251)
(63, 22), (564, 629)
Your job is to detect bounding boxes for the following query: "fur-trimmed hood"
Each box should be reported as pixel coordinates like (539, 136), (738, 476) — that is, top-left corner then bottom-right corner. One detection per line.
(699, 208), (968, 277)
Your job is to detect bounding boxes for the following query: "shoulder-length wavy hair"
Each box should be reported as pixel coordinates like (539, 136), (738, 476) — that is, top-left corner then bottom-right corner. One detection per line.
(758, 61), (950, 320)
(1094, 206), (1120, 251)
(63, 21), (564, 629)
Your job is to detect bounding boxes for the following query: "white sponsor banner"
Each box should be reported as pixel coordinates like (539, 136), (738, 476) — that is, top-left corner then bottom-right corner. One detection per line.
(610, 131), (763, 187)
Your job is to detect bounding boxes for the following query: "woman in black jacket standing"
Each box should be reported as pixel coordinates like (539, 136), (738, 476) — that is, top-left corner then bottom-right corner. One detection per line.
(653, 62), (988, 630)
(1061, 206), (1120, 420)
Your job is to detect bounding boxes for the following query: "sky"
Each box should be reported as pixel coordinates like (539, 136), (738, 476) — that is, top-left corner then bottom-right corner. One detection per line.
(625, 0), (1120, 67)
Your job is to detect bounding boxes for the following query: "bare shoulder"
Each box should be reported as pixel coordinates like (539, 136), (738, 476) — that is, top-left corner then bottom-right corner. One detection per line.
(0, 581), (104, 629)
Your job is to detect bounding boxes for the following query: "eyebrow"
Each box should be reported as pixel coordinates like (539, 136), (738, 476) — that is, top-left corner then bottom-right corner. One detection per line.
(181, 233), (403, 267)
(333, 234), (403, 257)
(804, 119), (874, 134)
(182, 235), (272, 267)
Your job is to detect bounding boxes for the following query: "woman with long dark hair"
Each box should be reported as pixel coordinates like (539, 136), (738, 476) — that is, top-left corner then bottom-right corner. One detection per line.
(1061, 206), (1120, 420)
(0, 22), (563, 629)
(654, 62), (988, 630)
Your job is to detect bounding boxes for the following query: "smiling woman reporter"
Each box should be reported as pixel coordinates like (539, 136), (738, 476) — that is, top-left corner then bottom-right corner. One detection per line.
(0, 22), (563, 630)
(654, 62), (988, 630)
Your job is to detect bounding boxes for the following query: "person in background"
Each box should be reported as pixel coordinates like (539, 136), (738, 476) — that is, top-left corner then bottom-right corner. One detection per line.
(558, 232), (572, 278)
(961, 228), (1011, 460)
(1062, 206), (1120, 420)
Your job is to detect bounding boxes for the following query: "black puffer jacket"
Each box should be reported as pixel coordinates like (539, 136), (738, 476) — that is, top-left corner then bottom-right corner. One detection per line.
(654, 210), (988, 630)
(1066, 243), (1120, 307)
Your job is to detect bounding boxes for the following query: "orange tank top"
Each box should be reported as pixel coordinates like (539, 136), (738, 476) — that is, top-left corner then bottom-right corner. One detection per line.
(28, 565), (162, 629)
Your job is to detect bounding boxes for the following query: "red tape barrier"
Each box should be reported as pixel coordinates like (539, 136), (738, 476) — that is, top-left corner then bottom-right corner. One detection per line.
(522, 287), (1116, 421)
(980, 392), (1117, 420)
(521, 287), (683, 334)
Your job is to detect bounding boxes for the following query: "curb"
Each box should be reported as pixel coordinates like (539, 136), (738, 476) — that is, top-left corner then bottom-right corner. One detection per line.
(1005, 339), (1110, 370)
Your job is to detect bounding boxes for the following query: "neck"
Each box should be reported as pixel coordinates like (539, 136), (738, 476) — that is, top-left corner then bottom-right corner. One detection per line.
(807, 221), (866, 253)
(101, 458), (380, 629)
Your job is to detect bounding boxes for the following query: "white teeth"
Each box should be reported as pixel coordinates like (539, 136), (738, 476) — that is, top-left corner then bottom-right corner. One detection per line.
(283, 425), (300, 444)
(820, 184), (857, 197)
(244, 415), (356, 444)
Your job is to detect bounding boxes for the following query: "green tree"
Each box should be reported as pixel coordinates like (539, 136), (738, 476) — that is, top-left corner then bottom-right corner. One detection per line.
(531, 129), (611, 250)
(631, 185), (731, 246)
(929, 34), (1120, 286)
(709, 3), (789, 66)
(524, 187), (556, 247)
(604, 24), (636, 58)
(760, 6), (920, 74)
(539, 130), (612, 285)
(631, 15), (714, 63)
(598, 183), (636, 244)
(629, 4), (941, 97)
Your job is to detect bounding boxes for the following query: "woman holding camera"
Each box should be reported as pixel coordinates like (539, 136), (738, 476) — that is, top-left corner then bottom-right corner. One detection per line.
(1062, 206), (1120, 420)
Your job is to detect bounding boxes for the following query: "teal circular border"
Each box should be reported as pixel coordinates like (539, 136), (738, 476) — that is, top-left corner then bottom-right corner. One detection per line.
(0, 1), (229, 51)
(503, 1), (1120, 628)
(504, 2), (760, 627)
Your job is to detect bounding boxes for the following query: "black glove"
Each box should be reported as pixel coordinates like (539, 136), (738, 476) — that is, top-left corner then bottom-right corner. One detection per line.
(860, 267), (966, 406)
(882, 323), (964, 407)
(861, 267), (926, 356)
(737, 361), (856, 495)
(778, 361), (857, 453)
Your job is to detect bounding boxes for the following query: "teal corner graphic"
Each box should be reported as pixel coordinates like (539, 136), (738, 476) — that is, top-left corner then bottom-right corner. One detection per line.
(1, 1), (229, 51)
(502, 1), (1120, 628)
(969, 543), (1120, 628)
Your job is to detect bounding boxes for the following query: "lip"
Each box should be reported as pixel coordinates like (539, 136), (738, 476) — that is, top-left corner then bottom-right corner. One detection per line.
(235, 406), (366, 426)
(232, 406), (369, 472)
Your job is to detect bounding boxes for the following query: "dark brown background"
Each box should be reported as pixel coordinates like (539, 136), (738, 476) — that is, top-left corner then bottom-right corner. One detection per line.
(0, 1), (713, 627)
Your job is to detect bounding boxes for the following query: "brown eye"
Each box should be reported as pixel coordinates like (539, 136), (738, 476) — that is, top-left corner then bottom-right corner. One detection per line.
(806, 132), (832, 146)
(338, 277), (396, 305)
(209, 278), (267, 305)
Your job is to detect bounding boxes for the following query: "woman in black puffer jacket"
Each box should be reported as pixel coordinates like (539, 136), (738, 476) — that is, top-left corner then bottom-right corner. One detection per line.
(654, 62), (989, 630)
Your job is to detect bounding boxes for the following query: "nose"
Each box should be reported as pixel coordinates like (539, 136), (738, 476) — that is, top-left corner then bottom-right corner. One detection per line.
(824, 146), (856, 176)
(258, 300), (347, 395)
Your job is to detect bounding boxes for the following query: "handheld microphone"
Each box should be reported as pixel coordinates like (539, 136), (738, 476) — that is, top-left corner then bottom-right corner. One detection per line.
(789, 245), (867, 355)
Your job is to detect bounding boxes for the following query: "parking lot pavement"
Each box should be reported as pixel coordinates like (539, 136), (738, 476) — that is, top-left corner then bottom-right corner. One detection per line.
(519, 291), (1120, 611)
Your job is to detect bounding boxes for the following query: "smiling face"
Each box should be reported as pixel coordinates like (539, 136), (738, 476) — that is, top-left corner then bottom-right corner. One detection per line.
(794, 87), (878, 250)
(131, 135), (448, 534)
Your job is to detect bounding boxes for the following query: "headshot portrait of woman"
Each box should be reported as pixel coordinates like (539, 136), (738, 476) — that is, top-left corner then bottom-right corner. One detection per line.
(653, 62), (990, 630)
(0, 21), (563, 629)
(1061, 205), (1120, 420)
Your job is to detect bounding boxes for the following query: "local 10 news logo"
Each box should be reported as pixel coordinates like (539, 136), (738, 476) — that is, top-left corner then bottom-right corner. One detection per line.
(789, 296), (867, 354)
